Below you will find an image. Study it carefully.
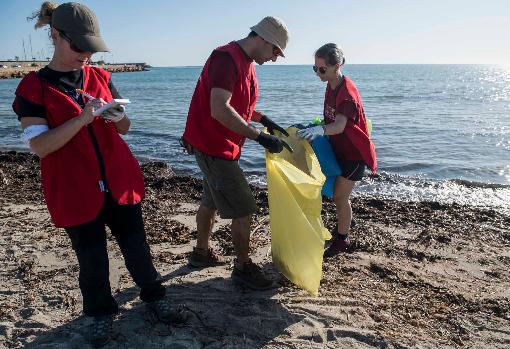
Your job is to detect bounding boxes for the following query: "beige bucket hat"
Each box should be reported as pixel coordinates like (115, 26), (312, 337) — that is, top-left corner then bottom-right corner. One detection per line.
(250, 16), (289, 57)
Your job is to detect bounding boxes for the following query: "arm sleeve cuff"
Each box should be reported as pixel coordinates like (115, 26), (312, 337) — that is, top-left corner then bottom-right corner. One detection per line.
(13, 95), (46, 120)
(336, 100), (359, 121)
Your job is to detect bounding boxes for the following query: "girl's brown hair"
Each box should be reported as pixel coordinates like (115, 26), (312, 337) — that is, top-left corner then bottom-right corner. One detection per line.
(315, 43), (345, 66)
(28, 2), (58, 29)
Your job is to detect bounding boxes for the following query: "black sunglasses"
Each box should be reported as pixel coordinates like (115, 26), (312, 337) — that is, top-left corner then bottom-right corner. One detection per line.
(58, 31), (87, 53)
(262, 37), (282, 57)
(313, 65), (328, 74)
(272, 45), (283, 57)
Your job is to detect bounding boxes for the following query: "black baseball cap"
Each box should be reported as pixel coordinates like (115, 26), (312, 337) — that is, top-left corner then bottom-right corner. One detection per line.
(51, 2), (109, 53)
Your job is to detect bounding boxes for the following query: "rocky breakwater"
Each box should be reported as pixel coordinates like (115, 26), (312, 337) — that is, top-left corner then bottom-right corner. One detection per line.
(0, 61), (149, 79)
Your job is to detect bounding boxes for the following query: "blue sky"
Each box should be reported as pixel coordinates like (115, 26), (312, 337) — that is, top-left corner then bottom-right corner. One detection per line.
(1, 0), (509, 66)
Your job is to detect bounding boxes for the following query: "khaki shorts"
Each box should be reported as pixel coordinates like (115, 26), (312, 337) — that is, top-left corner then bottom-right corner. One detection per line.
(194, 150), (257, 219)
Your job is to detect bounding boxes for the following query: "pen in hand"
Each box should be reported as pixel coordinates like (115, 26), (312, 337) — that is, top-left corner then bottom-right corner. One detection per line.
(76, 89), (96, 101)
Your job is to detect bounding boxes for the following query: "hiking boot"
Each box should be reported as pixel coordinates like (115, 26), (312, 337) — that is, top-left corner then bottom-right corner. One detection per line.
(232, 259), (274, 290)
(188, 247), (226, 268)
(324, 235), (351, 258)
(91, 315), (113, 348)
(147, 298), (187, 325)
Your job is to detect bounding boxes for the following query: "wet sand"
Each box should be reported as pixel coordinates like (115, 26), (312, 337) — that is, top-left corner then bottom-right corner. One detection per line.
(0, 150), (508, 348)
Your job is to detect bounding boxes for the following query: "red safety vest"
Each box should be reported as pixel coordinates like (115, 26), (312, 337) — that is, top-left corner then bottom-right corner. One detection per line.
(326, 76), (377, 173)
(183, 42), (258, 160)
(14, 65), (144, 227)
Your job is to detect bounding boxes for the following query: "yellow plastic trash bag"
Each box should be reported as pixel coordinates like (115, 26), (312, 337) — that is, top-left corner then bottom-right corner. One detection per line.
(266, 128), (331, 296)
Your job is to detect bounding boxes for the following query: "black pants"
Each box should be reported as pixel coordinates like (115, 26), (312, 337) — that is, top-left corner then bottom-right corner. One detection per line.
(65, 195), (165, 317)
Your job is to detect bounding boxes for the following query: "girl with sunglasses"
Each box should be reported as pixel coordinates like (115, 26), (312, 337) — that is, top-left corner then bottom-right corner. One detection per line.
(12, 2), (179, 346)
(298, 43), (377, 257)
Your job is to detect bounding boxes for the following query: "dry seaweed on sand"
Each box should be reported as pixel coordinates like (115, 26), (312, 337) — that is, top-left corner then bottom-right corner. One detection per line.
(1, 151), (509, 348)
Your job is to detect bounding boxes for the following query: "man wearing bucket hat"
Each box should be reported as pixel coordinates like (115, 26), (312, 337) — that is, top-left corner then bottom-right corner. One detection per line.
(181, 16), (290, 290)
(14, 2), (184, 346)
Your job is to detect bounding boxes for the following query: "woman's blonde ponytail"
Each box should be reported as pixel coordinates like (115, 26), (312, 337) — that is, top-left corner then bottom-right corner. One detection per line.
(29, 2), (58, 29)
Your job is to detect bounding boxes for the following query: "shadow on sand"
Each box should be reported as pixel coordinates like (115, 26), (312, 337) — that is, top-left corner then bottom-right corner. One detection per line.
(24, 264), (303, 348)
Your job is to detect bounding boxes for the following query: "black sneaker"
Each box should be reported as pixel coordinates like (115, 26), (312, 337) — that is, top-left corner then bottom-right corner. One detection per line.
(188, 247), (227, 268)
(147, 298), (187, 325)
(232, 259), (274, 290)
(91, 315), (113, 348)
(324, 235), (351, 258)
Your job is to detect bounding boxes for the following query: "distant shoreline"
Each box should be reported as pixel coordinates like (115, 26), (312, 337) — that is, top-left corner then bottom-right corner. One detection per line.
(0, 63), (502, 79)
(0, 61), (149, 79)
(139, 63), (504, 68)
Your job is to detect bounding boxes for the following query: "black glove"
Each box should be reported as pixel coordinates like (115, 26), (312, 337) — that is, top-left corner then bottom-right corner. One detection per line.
(260, 114), (289, 137)
(256, 132), (285, 153)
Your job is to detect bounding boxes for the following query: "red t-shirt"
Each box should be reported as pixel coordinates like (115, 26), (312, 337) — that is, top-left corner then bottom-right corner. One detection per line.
(324, 80), (363, 161)
(208, 43), (252, 92)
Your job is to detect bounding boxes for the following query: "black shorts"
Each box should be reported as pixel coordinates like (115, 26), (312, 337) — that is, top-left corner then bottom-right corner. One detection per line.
(339, 160), (366, 181)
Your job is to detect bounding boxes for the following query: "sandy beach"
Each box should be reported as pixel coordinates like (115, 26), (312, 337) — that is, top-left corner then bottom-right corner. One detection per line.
(0, 150), (508, 348)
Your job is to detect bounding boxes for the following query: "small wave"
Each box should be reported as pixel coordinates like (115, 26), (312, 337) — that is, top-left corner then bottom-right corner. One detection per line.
(365, 171), (510, 188)
(359, 172), (510, 215)
(449, 178), (510, 189)
(371, 95), (406, 100)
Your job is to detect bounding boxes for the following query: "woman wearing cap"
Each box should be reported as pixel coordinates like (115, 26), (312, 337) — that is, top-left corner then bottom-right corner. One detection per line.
(298, 43), (377, 257)
(12, 2), (178, 346)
